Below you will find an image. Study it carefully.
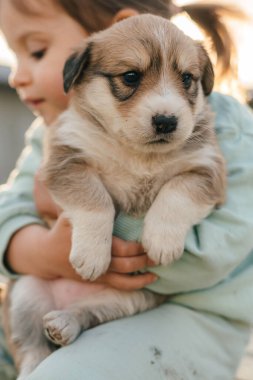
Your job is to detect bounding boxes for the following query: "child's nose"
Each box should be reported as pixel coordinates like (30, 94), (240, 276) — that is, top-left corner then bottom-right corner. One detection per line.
(9, 65), (32, 89)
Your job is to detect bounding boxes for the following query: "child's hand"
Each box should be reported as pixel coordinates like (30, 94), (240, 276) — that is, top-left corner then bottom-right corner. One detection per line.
(44, 216), (157, 290)
(98, 237), (157, 290)
(33, 171), (157, 290)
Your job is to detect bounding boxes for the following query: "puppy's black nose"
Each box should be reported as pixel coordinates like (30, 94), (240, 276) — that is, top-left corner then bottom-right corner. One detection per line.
(152, 114), (178, 135)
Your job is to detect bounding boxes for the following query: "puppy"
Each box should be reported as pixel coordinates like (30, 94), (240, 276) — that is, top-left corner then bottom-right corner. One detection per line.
(6, 14), (226, 379)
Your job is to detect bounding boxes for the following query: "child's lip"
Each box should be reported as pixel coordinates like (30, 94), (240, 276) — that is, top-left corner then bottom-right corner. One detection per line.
(24, 98), (45, 108)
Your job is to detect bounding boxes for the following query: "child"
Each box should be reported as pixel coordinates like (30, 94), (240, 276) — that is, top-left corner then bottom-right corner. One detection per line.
(0, 0), (253, 379)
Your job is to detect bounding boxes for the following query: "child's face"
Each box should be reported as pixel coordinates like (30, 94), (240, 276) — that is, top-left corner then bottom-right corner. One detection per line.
(0, 1), (88, 125)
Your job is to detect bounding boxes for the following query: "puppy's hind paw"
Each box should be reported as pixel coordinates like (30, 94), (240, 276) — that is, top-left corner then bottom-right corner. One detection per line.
(43, 310), (81, 346)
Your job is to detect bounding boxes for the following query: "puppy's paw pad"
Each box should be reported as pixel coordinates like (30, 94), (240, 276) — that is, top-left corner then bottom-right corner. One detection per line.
(43, 311), (81, 346)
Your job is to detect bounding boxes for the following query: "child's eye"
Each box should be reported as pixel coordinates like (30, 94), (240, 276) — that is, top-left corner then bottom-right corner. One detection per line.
(31, 49), (46, 59)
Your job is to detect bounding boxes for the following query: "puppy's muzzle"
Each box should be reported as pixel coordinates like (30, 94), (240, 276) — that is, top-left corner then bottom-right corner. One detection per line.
(152, 114), (178, 135)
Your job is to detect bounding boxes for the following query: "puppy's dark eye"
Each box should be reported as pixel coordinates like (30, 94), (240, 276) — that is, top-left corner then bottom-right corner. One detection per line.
(182, 72), (193, 89)
(122, 71), (141, 87)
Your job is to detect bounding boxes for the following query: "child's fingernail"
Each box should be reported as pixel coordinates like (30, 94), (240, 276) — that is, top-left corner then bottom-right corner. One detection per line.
(150, 274), (158, 282)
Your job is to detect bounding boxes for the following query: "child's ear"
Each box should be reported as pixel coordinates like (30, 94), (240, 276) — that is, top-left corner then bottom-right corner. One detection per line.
(111, 8), (139, 25)
(197, 44), (214, 96)
(63, 43), (92, 93)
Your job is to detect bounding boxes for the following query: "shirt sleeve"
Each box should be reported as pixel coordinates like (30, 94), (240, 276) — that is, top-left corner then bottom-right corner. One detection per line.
(113, 93), (253, 294)
(0, 118), (45, 278)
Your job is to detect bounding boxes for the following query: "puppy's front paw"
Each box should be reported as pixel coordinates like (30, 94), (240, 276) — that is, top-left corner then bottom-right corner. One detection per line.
(43, 310), (81, 346)
(70, 230), (112, 281)
(142, 218), (185, 266)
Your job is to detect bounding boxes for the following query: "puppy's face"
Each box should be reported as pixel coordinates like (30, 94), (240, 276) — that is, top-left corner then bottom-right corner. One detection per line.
(64, 14), (214, 153)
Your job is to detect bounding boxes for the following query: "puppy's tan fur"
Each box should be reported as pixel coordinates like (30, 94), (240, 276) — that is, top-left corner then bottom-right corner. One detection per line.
(6, 15), (226, 379)
(44, 14), (225, 279)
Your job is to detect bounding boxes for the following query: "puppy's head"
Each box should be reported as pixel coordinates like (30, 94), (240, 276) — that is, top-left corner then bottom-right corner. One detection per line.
(64, 14), (214, 153)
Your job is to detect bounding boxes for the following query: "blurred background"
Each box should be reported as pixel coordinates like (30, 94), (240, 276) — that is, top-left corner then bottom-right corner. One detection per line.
(0, 0), (253, 184)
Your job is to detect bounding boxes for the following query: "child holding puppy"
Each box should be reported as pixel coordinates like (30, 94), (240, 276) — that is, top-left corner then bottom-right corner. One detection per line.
(1, 0), (253, 379)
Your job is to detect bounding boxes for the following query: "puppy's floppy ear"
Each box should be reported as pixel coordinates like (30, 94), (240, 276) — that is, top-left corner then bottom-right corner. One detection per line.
(198, 44), (214, 96)
(63, 43), (92, 93)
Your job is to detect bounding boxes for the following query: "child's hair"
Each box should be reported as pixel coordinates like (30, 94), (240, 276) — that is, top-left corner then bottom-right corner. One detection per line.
(8, 0), (245, 81)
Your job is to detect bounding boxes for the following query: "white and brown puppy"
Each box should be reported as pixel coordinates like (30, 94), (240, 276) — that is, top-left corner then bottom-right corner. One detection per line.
(6, 14), (226, 379)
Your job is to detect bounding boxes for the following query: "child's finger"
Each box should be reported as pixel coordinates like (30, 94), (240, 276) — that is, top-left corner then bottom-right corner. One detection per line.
(98, 272), (158, 291)
(109, 254), (155, 273)
(111, 236), (144, 257)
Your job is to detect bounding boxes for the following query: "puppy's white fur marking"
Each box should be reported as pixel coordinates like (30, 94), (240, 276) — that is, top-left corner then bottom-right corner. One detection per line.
(69, 209), (114, 280)
(142, 182), (213, 264)
(6, 14), (226, 378)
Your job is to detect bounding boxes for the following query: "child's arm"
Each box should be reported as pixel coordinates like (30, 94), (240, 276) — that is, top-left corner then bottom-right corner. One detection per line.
(0, 119), (45, 277)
